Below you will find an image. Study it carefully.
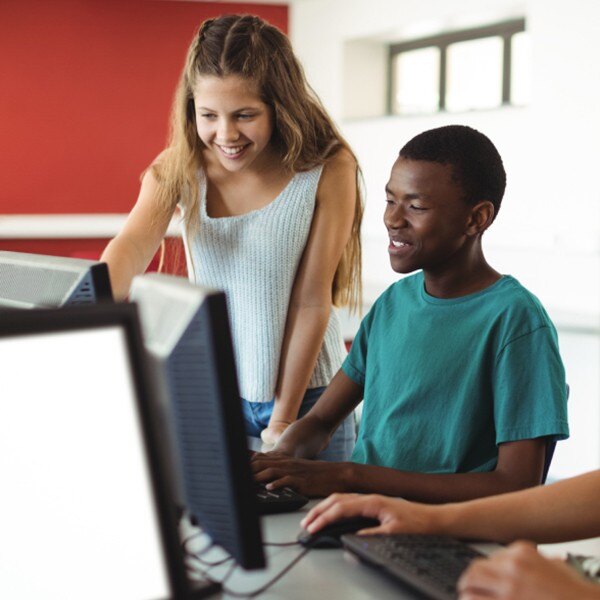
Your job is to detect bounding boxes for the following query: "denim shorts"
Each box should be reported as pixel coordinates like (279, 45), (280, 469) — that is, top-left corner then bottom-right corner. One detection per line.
(241, 387), (356, 461)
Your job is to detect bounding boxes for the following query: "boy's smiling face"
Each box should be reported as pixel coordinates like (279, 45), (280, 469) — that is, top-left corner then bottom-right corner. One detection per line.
(384, 157), (476, 275)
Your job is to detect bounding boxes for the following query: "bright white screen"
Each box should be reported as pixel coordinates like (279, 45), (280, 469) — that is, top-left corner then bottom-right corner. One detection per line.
(0, 327), (170, 600)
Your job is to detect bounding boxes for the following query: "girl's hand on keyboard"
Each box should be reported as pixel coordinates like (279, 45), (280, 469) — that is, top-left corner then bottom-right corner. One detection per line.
(457, 541), (600, 600)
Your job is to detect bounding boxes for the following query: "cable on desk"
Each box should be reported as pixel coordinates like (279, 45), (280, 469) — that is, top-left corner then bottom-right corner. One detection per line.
(182, 534), (234, 575)
(186, 548), (235, 569)
(182, 532), (212, 556)
(188, 556), (236, 586)
(182, 540), (226, 590)
(182, 531), (203, 549)
(219, 559), (238, 586)
(263, 540), (301, 547)
(219, 547), (311, 598)
(182, 529), (307, 596)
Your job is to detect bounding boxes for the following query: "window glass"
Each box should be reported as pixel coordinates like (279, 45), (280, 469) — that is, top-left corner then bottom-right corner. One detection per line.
(392, 47), (440, 114)
(511, 31), (532, 105)
(446, 36), (503, 111)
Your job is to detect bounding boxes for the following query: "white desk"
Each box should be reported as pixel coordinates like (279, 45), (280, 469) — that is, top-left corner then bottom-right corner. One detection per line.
(187, 507), (600, 599)
(541, 537), (600, 559)
(186, 503), (500, 599)
(237, 439), (600, 597)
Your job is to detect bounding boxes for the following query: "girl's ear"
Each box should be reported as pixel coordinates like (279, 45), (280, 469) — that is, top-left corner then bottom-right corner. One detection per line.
(466, 200), (495, 236)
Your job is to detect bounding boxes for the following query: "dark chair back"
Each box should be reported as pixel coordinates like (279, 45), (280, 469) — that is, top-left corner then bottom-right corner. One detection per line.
(541, 440), (556, 484)
(541, 383), (569, 484)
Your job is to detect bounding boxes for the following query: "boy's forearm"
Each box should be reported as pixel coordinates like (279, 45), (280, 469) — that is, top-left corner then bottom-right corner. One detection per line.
(274, 413), (333, 458)
(274, 369), (363, 458)
(341, 463), (544, 504)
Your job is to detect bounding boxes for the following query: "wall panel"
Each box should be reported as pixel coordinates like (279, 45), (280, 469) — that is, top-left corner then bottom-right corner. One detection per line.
(0, 0), (288, 216)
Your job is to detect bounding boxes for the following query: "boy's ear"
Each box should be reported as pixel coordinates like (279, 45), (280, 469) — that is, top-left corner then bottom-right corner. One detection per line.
(466, 201), (495, 236)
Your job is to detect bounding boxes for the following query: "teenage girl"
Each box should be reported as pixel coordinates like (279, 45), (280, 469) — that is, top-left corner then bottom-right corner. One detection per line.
(101, 15), (363, 460)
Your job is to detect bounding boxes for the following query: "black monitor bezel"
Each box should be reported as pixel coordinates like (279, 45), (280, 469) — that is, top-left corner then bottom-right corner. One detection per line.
(0, 303), (211, 599)
(87, 262), (114, 303)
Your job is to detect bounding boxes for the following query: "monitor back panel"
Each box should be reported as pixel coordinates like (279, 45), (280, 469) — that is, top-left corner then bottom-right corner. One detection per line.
(166, 295), (264, 569)
(0, 251), (112, 308)
(130, 274), (265, 570)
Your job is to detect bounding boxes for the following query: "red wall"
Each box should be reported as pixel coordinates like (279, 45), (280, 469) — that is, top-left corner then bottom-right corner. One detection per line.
(0, 0), (288, 216)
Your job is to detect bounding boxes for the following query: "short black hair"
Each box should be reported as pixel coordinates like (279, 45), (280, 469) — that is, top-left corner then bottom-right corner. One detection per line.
(399, 125), (506, 221)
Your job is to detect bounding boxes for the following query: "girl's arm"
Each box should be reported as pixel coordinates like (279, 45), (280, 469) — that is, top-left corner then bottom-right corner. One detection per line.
(301, 470), (600, 545)
(101, 168), (176, 300)
(261, 148), (358, 443)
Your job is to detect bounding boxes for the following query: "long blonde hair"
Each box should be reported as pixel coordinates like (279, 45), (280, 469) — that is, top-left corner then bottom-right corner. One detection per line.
(152, 14), (363, 311)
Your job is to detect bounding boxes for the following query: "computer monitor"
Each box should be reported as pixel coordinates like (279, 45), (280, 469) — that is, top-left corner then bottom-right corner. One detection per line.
(129, 273), (266, 570)
(0, 303), (214, 600)
(0, 250), (113, 308)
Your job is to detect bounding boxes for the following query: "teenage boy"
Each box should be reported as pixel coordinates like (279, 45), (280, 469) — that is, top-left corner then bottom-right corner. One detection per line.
(251, 125), (569, 502)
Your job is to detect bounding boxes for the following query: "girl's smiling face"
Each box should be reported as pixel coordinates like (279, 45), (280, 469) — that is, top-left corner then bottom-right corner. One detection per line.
(193, 75), (274, 173)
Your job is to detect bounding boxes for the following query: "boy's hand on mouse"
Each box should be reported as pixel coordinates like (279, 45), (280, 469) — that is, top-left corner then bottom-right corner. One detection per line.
(457, 541), (600, 600)
(251, 456), (350, 497)
(300, 493), (437, 536)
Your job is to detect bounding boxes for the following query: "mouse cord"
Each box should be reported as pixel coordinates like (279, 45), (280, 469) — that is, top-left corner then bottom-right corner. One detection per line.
(263, 540), (301, 547)
(187, 551), (235, 569)
(182, 535), (235, 569)
(181, 539), (233, 590)
(183, 536), (308, 596)
(219, 547), (311, 598)
(182, 531), (210, 554)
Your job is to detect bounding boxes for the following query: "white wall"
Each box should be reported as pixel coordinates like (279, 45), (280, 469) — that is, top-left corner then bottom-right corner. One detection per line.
(290, 0), (600, 479)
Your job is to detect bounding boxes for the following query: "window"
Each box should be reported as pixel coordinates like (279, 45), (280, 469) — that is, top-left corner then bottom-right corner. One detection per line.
(392, 47), (440, 114)
(389, 19), (528, 115)
(510, 31), (533, 106)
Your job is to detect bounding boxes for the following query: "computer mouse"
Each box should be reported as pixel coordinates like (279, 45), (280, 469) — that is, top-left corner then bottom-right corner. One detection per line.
(297, 516), (380, 549)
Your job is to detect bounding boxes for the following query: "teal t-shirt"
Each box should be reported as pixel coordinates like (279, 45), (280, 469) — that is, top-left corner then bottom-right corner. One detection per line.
(343, 272), (569, 473)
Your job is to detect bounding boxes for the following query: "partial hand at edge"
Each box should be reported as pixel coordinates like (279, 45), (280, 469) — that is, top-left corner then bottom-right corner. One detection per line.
(457, 541), (600, 600)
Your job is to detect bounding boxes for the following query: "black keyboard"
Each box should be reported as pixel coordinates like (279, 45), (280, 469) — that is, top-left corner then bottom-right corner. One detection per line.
(342, 534), (484, 600)
(255, 484), (309, 514)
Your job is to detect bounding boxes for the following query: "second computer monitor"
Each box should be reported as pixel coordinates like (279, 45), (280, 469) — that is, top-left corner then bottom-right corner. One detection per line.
(130, 273), (265, 570)
(0, 250), (113, 309)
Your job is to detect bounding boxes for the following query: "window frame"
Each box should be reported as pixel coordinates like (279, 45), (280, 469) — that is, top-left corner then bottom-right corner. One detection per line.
(388, 18), (526, 114)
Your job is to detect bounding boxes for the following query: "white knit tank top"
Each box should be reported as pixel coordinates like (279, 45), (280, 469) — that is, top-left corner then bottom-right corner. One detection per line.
(182, 165), (347, 403)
